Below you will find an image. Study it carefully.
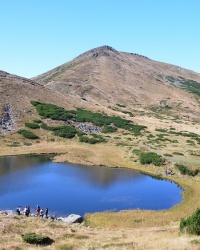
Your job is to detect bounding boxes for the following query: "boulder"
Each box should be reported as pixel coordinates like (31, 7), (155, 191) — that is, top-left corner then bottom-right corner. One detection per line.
(57, 214), (83, 223)
(0, 210), (13, 215)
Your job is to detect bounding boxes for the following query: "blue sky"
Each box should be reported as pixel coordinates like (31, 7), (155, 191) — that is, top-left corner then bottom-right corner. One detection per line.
(0, 0), (200, 78)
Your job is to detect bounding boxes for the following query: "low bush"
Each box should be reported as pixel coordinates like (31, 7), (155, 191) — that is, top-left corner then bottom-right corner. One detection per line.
(21, 233), (54, 245)
(121, 110), (133, 116)
(163, 153), (173, 157)
(116, 103), (126, 108)
(140, 152), (164, 166)
(58, 245), (74, 250)
(41, 123), (77, 138)
(31, 101), (146, 135)
(18, 130), (39, 139)
(23, 142), (32, 146)
(173, 152), (184, 156)
(31, 101), (75, 121)
(7, 141), (20, 147)
(102, 125), (117, 133)
(25, 122), (40, 129)
(53, 126), (77, 139)
(33, 119), (42, 123)
(132, 149), (142, 156)
(79, 135), (105, 144)
(176, 164), (199, 176)
(180, 208), (200, 235)
(155, 128), (168, 133)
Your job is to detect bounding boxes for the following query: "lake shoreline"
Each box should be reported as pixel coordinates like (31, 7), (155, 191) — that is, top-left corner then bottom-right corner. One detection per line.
(0, 153), (183, 216)
(0, 141), (199, 228)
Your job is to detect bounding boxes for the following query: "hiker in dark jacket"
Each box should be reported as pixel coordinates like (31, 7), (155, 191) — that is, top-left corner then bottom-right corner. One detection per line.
(45, 208), (49, 218)
(15, 206), (21, 215)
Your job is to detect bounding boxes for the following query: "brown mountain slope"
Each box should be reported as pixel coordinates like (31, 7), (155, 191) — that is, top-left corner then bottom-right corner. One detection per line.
(33, 45), (200, 120)
(0, 70), (80, 132)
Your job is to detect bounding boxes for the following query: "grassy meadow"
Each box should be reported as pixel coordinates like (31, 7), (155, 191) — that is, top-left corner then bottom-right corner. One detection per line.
(0, 102), (200, 249)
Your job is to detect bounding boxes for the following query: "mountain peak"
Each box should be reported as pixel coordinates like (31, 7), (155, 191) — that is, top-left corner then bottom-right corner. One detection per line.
(88, 45), (118, 53)
(76, 45), (119, 59)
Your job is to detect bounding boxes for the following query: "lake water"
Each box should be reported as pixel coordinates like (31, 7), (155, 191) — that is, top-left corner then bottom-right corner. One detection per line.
(0, 155), (183, 217)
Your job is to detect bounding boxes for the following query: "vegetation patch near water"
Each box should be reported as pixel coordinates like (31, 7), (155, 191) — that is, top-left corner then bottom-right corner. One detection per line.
(79, 134), (106, 144)
(140, 152), (164, 166)
(176, 164), (199, 176)
(25, 122), (40, 129)
(31, 101), (146, 136)
(41, 123), (78, 139)
(21, 232), (54, 245)
(180, 208), (200, 235)
(18, 129), (39, 139)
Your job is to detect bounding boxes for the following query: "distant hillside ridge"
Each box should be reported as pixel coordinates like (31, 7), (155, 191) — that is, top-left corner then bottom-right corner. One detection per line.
(33, 45), (200, 120)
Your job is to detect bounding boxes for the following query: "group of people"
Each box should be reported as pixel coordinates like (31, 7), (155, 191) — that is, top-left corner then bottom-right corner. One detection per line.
(165, 168), (173, 175)
(15, 205), (49, 218)
(36, 205), (48, 218)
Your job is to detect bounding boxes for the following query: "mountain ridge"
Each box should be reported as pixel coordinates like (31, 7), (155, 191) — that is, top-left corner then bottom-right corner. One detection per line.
(32, 45), (200, 121)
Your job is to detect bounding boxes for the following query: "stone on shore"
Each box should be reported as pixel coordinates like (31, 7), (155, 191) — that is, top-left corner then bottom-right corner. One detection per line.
(0, 210), (13, 215)
(57, 214), (83, 223)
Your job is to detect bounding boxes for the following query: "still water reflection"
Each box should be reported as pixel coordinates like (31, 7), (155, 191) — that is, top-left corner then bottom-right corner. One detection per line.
(0, 155), (183, 216)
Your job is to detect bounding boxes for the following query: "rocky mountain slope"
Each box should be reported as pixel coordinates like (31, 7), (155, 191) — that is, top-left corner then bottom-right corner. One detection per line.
(0, 70), (79, 134)
(33, 46), (200, 121)
(1, 46), (200, 136)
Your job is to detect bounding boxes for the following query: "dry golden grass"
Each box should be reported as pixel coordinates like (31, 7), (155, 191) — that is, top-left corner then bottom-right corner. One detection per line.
(0, 214), (200, 250)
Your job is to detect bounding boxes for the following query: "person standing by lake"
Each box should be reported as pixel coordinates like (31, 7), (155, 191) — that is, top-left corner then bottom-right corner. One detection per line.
(24, 205), (30, 216)
(36, 205), (40, 216)
(15, 206), (21, 215)
(45, 208), (48, 218)
(40, 209), (44, 218)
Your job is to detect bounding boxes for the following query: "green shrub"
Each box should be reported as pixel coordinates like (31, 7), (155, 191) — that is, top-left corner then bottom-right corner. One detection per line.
(163, 153), (173, 157)
(31, 101), (75, 121)
(53, 126), (77, 139)
(79, 135), (105, 144)
(155, 128), (168, 133)
(21, 233), (54, 245)
(31, 101), (146, 136)
(23, 142), (32, 146)
(116, 103), (126, 108)
(58, 245), (73, 250)
(7, 141), (20, 147)
(102, 125), (117, 133)
(173, 152), (184, 156)
(121, 110), (133, 116)
(40, 122), (54, 131)
(180, 208), (200, 235)
(166, 76), (200, 97)
(132, 149), (142, 156)
(140, 152), (164, 166)
(176, 164), (199, 176)
(41, 123), (77, 138)
(18, 130), (39, 139)
(33, 119), (42, 123)
(25, 122), (40, 129)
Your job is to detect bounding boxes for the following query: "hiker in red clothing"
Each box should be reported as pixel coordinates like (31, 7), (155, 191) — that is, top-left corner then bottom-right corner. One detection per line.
(36, 205), (40, 216)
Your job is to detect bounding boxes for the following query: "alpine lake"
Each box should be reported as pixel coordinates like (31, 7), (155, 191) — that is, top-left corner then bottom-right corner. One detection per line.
(0, 154), (183, 217)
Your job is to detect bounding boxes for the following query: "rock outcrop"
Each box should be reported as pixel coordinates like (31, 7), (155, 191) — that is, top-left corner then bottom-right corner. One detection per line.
(57, 214), (83, 223)
(0, 105), (15, 135)
(76, 123), (102, 134)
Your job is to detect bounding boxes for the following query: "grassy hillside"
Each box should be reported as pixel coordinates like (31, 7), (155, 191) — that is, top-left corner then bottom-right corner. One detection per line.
(0, 47), (200, 249)
(33, 46), (200, 122)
